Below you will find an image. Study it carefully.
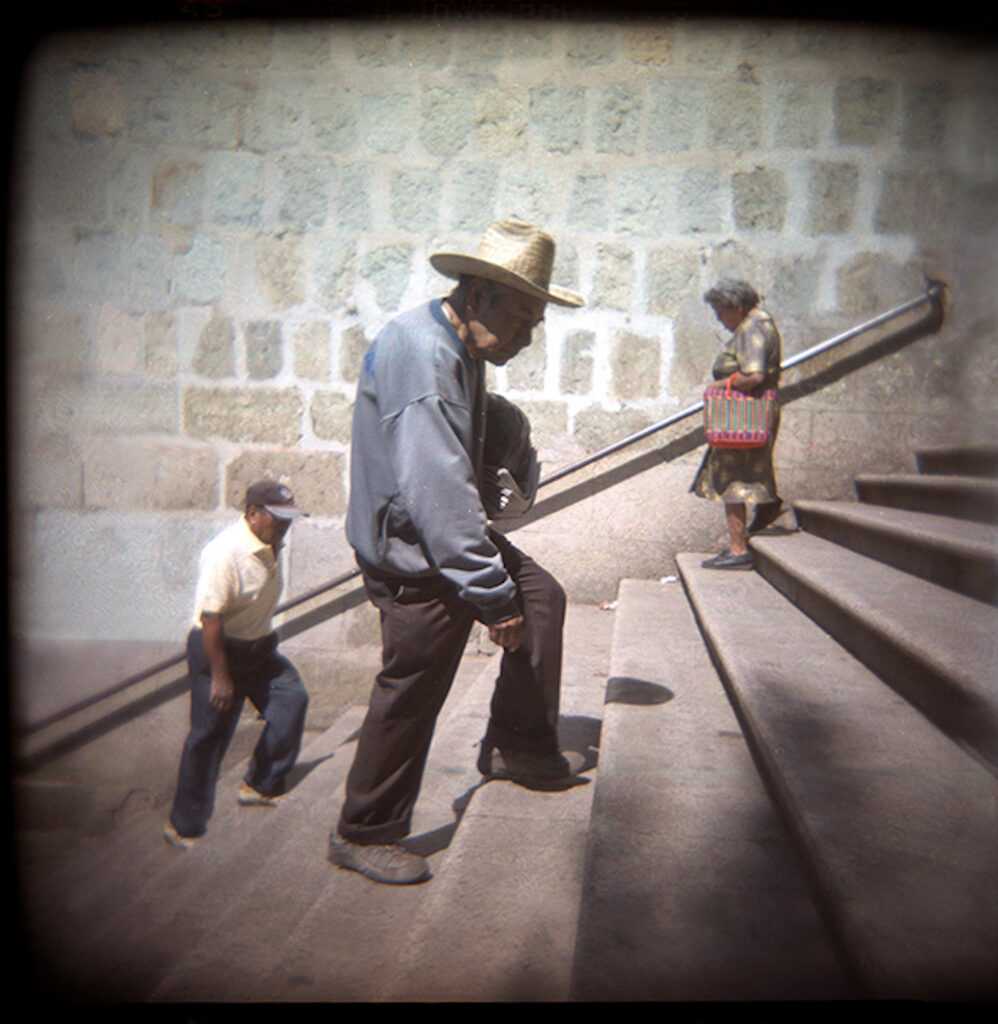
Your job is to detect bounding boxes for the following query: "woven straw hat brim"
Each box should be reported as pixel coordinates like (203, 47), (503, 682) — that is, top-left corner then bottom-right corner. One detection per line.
(430, 252), (585, 308)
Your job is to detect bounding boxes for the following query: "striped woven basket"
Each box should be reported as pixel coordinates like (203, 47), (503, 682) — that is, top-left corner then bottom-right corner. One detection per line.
(703, 379), (777, 449)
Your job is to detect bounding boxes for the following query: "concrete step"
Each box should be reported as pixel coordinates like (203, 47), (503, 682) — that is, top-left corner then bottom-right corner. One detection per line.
(257, 602), (612, 1003)
(155, 647), (499, 1003)
(16, 705), (336, 995)
(147, 640), (496, 1003)
(15, 777), (160, 838)
(751, 530), (998, 773)
(678, 554), (998, 1001)
(855, 472), (998, 524)
(13, 637), (379, 834)
(20, 704), (367, 1002)
(570, 579), (853, 1001)
(21, 604), (609, 1004)
(915, 442), (998, 478)
(14, 705), (274, 838)
(793, 499), (998, 604)
(95, 603), (611, 1002)
(143, 704), (377, 1003)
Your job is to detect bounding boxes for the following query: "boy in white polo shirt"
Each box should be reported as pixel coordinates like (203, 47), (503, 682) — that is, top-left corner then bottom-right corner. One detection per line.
(164, 480), (309, 849)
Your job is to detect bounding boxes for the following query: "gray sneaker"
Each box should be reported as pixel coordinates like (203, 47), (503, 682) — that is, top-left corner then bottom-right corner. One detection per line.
(327, 838), (431, 885)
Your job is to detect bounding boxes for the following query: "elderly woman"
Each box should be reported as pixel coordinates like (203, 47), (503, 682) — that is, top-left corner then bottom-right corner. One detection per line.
(692, 278), (784, 569)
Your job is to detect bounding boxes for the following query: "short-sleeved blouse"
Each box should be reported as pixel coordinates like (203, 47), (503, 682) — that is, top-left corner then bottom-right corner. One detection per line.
(710, 308), (781, 388)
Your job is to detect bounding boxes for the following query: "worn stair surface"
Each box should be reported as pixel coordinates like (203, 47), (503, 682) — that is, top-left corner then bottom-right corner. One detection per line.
(18, 603), (612, 1004)
(571, 578), (854, 1001)
(751, 529), (998, 772)
(678, 553), (998, 1001)
(756, 442), (998, 774)
(147, 660), (486, 1003)
(792, 499), (998, 605)
(20, 703), (371, 1003)
(373, 602), (610, 1002)
(663, 442), (998, 1000)
(854, 472), (998, 524)
(199, 602), (611, 1004)
(915, 442), (998, 478)
(18, 442), (998, 1005)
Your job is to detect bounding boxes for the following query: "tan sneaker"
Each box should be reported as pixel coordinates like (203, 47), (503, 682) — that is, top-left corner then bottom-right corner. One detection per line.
(163, 822), (200, 850)
(237, 781), (284, 807)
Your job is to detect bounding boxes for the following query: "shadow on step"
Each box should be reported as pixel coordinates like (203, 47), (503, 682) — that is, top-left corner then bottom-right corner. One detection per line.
(405, 782), (482, 858)
(605, 676), (674, 706)
(403, 713), (603, 860)
(559, 713), (602, 773)
(285, 752), (334, 791)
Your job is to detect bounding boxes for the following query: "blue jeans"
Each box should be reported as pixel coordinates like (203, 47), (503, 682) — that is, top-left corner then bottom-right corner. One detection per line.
(169, 629), (309, 838)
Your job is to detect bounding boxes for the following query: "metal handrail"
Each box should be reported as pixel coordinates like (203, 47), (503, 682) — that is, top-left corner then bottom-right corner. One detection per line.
(18, 278), (945, 739)
(540, 278), (946, 487)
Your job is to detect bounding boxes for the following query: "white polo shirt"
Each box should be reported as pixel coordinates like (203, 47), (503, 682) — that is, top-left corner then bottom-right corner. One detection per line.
(191, 516), (283, 641)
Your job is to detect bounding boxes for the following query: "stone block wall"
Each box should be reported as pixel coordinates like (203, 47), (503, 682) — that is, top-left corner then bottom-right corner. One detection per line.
(10, 12), (998, 649)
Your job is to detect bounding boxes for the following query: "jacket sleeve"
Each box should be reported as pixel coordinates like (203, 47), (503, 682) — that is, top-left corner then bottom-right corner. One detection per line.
(382, 393), (520, 623)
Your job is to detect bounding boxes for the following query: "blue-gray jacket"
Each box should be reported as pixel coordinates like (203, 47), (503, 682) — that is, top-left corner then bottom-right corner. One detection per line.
(345, 300), (519, 624)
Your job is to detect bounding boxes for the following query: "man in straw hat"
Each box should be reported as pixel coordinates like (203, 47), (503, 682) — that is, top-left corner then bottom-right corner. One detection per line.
(328, 219), (585, 885)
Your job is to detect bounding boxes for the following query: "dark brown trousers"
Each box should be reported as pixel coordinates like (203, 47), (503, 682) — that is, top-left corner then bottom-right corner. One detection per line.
(336, 531), (566, 846)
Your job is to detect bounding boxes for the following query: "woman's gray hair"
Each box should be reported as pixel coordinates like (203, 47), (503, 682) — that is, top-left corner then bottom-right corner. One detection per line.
(703, 278), (760, 311)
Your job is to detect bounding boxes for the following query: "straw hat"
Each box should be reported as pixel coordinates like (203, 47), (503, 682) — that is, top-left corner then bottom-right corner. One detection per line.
(430, 218), (585, 308)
